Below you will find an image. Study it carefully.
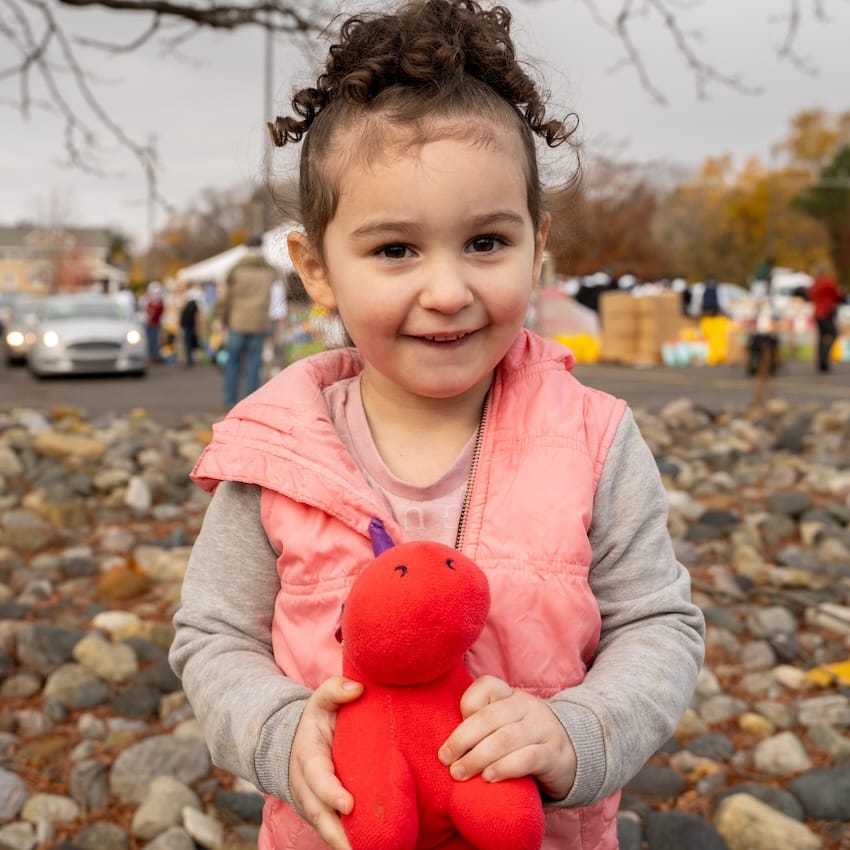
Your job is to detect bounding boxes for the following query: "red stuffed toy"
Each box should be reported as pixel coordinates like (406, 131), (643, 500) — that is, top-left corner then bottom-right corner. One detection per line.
(332, 520), (545, 850)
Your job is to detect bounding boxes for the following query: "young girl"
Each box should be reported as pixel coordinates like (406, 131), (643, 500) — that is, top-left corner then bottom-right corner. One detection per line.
(169, 2), (705, 848)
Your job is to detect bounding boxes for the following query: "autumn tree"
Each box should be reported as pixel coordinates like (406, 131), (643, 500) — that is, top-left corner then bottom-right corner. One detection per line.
(653, 153), (828, 284)
(551, 156), (669, 279)
(777, 109), (850, 174)
(793, 145), (850, 286)
(137, 180), (274, 280)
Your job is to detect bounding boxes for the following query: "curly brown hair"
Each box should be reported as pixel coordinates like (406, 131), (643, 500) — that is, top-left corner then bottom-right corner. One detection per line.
(268, 0), (578, 248)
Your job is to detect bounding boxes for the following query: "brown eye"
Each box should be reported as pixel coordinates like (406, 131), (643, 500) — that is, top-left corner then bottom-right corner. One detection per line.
(394, 565), (408, 577)
(445, 559), (455, 570)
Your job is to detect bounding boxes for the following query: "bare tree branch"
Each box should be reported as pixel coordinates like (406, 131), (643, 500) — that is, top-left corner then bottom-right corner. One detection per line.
(582, 0), (764, 104)
(57, 0), (318, 33)
(74, 10), (160, 51)
(2, 0), (847, 241)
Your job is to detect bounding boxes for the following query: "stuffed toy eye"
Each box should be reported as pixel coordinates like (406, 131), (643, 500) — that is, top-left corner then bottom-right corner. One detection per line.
(394, 564), (408, 578)
(445, 559), (455, 570)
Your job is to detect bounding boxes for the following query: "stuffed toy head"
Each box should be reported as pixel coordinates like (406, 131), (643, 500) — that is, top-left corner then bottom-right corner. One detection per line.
(340, 538), (489, 686)
(332, 520), (544, 850)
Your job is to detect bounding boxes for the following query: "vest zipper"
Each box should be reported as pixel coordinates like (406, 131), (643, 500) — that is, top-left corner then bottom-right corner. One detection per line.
(454, 389), (491, 551)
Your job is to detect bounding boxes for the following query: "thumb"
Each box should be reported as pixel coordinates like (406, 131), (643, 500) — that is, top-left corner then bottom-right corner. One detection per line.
(313, 676), (363, 712)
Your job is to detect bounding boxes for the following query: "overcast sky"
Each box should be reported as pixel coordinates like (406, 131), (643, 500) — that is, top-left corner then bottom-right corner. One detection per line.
(2, 0), (849, 250)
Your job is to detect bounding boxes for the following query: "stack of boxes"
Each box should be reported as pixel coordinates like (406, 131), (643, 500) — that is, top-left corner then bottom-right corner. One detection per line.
(599, 290), (684, 365)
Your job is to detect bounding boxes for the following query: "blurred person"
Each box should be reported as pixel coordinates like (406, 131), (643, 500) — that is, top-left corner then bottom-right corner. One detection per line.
(700, 276), (723, 318)
(215, 235), (277, 407)
(179, 283), (205, 367)
(750, 256), (774, 298)
(143, 281), (165, 363)
(267, 275), (289, 377)
(809, 261), (845, 373)
(114, 283), (137, 319)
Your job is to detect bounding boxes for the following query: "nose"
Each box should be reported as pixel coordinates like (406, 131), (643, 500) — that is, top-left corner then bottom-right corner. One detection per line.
(418, 257), (474, 314)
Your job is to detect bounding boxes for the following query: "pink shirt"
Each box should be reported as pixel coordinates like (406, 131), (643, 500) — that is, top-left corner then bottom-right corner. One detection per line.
(324, 376), (473, 548)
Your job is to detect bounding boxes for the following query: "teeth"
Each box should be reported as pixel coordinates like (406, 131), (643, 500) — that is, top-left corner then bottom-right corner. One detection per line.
(426, 334), (464, 342)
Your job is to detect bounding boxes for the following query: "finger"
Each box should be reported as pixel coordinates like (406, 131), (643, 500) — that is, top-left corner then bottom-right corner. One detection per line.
(302, 752), (355, 815)
(445, 717), (529, 781)
(298, 786), (353, 850)
(311, 676), (363, 713)
(458, 675), (513, 718)
(479, 744), (542, 783)
(440, 685), (521, 765)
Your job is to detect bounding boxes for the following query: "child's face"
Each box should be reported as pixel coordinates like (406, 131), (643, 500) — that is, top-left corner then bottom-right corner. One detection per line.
(291, 126), (549, 407)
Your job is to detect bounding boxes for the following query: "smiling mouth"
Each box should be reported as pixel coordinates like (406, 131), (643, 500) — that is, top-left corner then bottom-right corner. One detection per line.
(419, 332), (473, 343)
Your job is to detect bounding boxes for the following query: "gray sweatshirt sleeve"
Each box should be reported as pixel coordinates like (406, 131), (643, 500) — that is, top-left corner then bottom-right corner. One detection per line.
(547, 407), (705, 807)
(169, 481), (310, 803)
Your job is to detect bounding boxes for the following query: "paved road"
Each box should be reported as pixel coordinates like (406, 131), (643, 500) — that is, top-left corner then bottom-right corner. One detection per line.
(1, 355), (848, 427)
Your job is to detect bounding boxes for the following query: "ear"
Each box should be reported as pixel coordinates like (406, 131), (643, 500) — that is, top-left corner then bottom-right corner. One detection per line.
(532, 212), (551, 284)
(287, 230), (337, 310)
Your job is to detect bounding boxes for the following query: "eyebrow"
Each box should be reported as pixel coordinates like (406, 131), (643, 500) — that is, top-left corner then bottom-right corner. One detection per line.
(350, 210), (527, 240)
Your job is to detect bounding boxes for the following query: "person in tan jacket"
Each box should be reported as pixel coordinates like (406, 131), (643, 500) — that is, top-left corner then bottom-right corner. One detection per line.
(216, 235), (279, 406)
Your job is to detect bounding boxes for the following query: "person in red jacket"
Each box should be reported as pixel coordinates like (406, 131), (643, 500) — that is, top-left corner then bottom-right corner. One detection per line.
(143, 280), (165, 363)
(809, 262), (845, 372)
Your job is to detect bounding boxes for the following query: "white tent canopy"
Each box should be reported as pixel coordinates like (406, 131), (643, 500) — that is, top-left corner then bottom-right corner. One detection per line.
(176, 223), (297, 285)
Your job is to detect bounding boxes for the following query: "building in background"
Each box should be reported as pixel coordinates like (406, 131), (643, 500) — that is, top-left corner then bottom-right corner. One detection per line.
(0, 224), (128, 294)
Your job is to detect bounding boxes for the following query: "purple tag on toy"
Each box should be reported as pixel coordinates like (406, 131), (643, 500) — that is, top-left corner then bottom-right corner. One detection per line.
(368, 517), (395, 556)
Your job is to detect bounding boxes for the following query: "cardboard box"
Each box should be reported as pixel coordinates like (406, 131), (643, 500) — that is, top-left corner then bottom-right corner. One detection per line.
(600, 291), (684, 364)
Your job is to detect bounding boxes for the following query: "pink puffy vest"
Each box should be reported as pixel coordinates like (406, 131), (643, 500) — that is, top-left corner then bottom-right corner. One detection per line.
(193, 331), (627, 850)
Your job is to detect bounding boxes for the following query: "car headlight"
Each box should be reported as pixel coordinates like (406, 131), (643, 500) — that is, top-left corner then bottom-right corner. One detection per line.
(42, 330), (60, 348)
(6, 331), (24, 347)
(126, 329), (142, 345)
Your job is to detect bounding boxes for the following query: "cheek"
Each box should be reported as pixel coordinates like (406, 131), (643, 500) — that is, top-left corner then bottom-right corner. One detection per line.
(337, 291), (400, 334)
(485, 277), (534, 320)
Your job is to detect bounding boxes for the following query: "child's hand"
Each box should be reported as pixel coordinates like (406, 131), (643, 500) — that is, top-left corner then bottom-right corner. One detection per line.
(438, 674), (577, 801)
(289, 676), (363, 850)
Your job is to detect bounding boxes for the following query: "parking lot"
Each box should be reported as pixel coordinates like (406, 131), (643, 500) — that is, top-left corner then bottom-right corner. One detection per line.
(2, 353), (847, 428)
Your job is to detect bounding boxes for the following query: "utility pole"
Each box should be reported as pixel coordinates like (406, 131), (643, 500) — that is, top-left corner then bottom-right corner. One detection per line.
(145, 134), (158, 282)
(262, 21), (274, 235)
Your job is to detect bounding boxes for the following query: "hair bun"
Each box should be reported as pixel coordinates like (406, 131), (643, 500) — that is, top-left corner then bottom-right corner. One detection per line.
(268, 0), (571, 148)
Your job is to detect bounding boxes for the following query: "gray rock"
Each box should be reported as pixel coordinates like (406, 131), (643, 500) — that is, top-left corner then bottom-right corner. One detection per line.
(616, 811), (642, 850)
(716, 782), (804, 821)
(767, 492), (812, 518)
(73, 822), (130, 850)
(212, 790), (264, 825)
(746, 606), (797, 637)
(686, 733), (735, 761)
(788, 767), (850, 820)
(0, 767), (27, 821)
(69, 759), (110, 812)
(43, 664), (110, 709)
(132, 776), (201, 840)
(141, 826), (196, 850)
(109, 735), (211, 804)
(623, 764), (685, 799)
(752, 732), (812, 776)
(112, 684), (162, 718)
(646, 810), (728, 850)
(16, 624), (83, 675)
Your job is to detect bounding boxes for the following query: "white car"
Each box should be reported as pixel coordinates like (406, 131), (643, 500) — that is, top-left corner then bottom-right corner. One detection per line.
(2, 296), (45, 365)
(27, 293), (148, 378)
